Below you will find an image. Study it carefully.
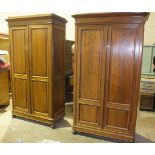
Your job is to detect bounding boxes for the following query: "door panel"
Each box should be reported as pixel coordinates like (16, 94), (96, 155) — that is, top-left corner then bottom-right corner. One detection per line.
(10, 27), (30, 113)
(12, 29), (27, 74)
(31, 81), (48, 114)
(79, 104), (100, 125)
(29, 25), (50, 117)
(31, 28), (47, 76)
(104, 24), (139, 133)
(80, 30), (101, 100)
(108, 27), (135, 104)
(106, 108), (129, 129)
(14, 79), (28, 111)
(75, 25), (107, 128)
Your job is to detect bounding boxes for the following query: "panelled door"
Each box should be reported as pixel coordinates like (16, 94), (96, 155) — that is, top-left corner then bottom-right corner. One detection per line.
(29, 25), (51, 118)
(104, 24), (140, 134)
(10, 26), (30, 113)
(75, 25), (107, 129)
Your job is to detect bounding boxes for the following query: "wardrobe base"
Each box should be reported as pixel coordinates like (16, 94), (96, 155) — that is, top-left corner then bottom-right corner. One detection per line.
(73, 125), (134, 142)
(12, 110), (65, 128)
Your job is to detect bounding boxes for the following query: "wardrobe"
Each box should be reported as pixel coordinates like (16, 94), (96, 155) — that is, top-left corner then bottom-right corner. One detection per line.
(7, 14), (67, 127)
(72, 13), (149, 142)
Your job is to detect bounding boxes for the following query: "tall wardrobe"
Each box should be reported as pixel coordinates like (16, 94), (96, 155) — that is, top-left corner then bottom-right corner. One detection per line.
(7, 14), (67, 127)
(72, 13), (149, 142)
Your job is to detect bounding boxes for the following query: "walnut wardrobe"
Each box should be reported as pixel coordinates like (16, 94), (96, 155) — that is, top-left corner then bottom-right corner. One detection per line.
(7, 14), (67, 127)
(72, 13), (149, 142)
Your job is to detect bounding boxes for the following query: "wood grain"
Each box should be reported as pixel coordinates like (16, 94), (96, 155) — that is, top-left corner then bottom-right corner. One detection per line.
(73, 12), (149, 142)
(7, 14), (67, 127)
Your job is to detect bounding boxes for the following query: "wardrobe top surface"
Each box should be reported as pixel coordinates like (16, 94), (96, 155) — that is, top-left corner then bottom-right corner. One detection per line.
(72, 12), (150, 18)
(6, 13), (67, 23)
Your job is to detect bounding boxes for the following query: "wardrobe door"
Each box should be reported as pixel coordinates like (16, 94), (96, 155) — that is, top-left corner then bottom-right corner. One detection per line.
(104, 24), (141, 134)
(74, 25), (107, 129)
(10, 26), (30, 113)
(29, 25), (52, 118)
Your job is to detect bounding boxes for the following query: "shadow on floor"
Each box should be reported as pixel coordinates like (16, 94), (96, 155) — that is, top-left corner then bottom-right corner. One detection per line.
(11, 116), (52, 128)
(55, 119), (71, 128)
(72, 131), (155, 143)
(135, 133), (154, 143)
(0, 105), (9, 113)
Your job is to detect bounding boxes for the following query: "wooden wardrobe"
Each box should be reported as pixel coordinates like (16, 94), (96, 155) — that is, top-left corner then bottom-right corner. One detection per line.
(7, 14), (67, 127)
(72, 13), (149, 142)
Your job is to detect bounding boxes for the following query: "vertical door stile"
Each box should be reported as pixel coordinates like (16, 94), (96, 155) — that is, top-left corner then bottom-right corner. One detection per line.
(99, 27), (104, 129)
(73, 24), (78, 126)
(28, 25), (33, 114)
(103, 24), (111, 129)
(9, 28), (15, 110)
(26, 25), (31, 114)
(101, 25), (109, 129)
(47, 24), (52, 118)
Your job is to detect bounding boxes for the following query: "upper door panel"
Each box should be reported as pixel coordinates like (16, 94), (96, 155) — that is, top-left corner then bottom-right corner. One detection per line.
(29, 25), (48, 77)
(10, 27), (28, 75)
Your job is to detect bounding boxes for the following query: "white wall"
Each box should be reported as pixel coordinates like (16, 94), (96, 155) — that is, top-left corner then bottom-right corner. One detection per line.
(57, 13), (75, 41)
(144, 12), (155, 45)
(0, 13), (9, 34)
(0, 12), (155, 42)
